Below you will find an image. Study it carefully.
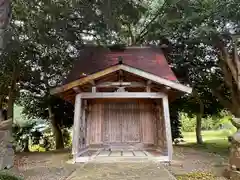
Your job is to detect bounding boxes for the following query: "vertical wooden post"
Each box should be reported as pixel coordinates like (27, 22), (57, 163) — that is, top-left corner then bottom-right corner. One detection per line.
(146, 80), (151, 92)
(82, 100), (87, 148)
(162, 95), (173, 161)
(92, 86), (96, 93)
(146, 86), (151, 92)
(72, 94), (82, 161)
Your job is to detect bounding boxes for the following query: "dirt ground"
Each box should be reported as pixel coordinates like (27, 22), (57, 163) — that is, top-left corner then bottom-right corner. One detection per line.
(3, 146), (228, 180)
(9, 150), (77, 180)
(168, 146), (228, 179)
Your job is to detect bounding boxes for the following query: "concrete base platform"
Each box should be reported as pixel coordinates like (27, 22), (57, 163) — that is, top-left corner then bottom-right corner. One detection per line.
(76, 149), (169, 163)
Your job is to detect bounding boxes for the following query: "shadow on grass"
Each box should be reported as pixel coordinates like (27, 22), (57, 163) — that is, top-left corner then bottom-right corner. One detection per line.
(176, 139), (230, 157)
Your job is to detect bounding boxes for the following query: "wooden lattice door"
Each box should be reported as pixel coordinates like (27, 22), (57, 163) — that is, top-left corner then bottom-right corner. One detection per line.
(103, 102), (140, 143)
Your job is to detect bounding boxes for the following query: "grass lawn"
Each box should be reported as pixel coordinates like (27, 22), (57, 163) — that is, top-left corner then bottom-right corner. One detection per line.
(181, 130), (234, 157)
(176, 172), (216, 180)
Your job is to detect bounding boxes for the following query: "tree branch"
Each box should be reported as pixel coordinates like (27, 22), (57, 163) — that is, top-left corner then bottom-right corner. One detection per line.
(212, 88), (232, 111)
(219, 59), (233, 89)
(127, 23), (134, 45)
(217, 40), (238, 86)
(233, 41), (240, 90)
(135, 1), (167, 44)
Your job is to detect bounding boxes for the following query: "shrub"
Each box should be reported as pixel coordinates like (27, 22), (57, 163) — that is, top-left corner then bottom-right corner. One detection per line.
(170, 108), (183, 141)
(181, 113), (196, 132)
(0, 172), (23, 180)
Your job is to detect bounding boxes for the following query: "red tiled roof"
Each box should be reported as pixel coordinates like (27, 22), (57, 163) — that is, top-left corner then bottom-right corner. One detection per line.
(64, 46), (177, 84)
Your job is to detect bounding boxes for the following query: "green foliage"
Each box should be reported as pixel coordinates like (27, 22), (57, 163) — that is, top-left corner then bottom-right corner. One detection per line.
(181, 114), (196, 132)
(30, 145), (46, 152)
(0, 172), (23, 180)
(181, 113), (235, 132)
(62, 129), (71, 148)
(145, 0), (239, 117)
(170, 102), (182, 141)
(12, 120), (43, 152)
(181, 114), (215, 132)
(18, 95), (74, 129)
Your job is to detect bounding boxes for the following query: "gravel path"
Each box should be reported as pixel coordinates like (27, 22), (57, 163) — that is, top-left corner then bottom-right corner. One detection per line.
(67, 162), (176, 180)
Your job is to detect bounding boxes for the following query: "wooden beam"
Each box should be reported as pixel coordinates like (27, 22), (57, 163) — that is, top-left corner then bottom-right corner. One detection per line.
(50, 64), (192, 94)
(162, 95), (173, 162)
(80, 92), (165, 99)
(96, 81), (145, 88)
(50, 65), (122, 94)
(119, 70), (124, 83)
(120, 65), (192, 93)
(147, 80), (152, 85)
(73, 87), (81, 93)
(72, 94), (82, 162)
(89, 80), (95, 86)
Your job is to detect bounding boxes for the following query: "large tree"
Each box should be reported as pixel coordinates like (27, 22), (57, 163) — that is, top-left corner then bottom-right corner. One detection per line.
(133, 0), (240, 143)
(9, 0), (146, 149)
(0, 0), (13, 119)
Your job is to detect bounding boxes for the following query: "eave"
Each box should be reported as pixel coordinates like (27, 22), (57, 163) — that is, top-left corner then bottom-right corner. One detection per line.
(50, 64), (192, 95)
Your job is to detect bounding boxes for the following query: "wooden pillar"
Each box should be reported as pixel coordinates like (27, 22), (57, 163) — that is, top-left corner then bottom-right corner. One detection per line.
(146, 80), (151, 92)
(92, 86), (96, 93)
(162, 95), (173, 161)
(81, 100), (87, 148)
(72, 94), (82, 160)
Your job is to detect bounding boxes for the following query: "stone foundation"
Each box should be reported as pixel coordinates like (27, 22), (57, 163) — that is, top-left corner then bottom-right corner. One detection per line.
(0, 130), (14, 170)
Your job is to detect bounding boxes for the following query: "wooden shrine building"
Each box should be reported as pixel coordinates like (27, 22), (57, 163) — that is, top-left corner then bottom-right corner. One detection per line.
(50, 46), (192, 163)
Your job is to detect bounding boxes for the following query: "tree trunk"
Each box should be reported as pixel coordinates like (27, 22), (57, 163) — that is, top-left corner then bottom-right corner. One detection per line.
(48, 105), (64, 150)
(23, 138), (29, 152)
(196, 113), (203, 144)
(193, 89), (204, 144)
(7, 90), (14, 119)
(7, 66), (18, 120)
(0, 0), (11, 50)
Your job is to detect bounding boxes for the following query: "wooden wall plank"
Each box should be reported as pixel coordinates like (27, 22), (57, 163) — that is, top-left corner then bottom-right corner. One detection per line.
(86, 99), (157, 147)
(88, 103), (103, 144)
(121, 103), (140, 142)
(154, 100), (167, 154)
(86, 104), (91, 146)
(142, 103), (155, 144)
